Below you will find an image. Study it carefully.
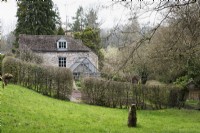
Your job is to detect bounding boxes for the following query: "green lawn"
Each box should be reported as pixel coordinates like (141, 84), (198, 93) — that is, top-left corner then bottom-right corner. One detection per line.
(0, 83), (200, 133)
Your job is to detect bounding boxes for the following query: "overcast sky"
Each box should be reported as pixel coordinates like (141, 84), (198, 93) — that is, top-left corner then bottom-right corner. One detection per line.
(0, 0), (161, 35)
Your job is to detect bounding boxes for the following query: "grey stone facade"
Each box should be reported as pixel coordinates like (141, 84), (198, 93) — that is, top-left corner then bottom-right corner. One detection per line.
(36, 51), (98, 69)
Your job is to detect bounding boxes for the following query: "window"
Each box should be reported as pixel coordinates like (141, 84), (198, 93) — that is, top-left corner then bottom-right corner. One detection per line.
(57, 38), (67, 50)
(58, 41), (66, 49)
(63, 42), (66, 48)
(59, 57), (66, 67)
(59, 42), (62, 48)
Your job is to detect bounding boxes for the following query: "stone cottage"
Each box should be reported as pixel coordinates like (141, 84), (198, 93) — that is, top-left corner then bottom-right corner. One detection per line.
(19, 34), (100, 79)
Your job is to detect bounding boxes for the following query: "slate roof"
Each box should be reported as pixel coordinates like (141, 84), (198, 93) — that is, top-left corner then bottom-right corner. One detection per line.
(19, 34), (91, 52)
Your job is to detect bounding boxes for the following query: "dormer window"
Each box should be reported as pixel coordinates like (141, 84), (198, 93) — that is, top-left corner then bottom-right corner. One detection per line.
(59, 41), (66, 49)
(57, 37), (67, 50)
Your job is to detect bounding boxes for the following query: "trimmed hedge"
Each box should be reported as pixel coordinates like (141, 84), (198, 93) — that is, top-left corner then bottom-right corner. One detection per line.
(2, 57), (73, 100)
(81, 77), (184, 109)
(82, 78), (130, 108)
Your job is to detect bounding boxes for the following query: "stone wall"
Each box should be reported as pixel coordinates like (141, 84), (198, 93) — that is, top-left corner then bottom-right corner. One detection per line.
(36, 51), (98, 69)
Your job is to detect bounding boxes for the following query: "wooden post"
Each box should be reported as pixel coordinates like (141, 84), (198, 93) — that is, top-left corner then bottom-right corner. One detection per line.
(128, 104), (137, 127)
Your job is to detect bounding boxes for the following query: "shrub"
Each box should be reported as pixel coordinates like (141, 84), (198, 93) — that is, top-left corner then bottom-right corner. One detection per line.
(19, 49), (43, 64)
(81, 78), (130, 108)
(2, 57), (19, 83)
(1, 73), (13, 88)
(168, 88), (180, 107)
(145, 86), (170, 109)
(174, 75), (190, 88)
(131, 83), (147, 109)
(2, 57), (73, 100)
(0, 54), (5, 75)
(75, 81), (81, 87)
(81, 77), (185, 109)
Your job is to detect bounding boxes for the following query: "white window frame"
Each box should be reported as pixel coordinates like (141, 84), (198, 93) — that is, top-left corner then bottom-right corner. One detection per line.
(57, 38), (67, 50)
(58, 57), (66, 67)
(58, 41), (66, 49)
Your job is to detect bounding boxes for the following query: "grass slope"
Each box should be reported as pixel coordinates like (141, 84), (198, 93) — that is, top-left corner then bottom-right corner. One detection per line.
(0, 84), (200, 133)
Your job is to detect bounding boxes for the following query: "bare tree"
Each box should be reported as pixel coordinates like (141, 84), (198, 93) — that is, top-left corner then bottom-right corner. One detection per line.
(148, 2), (200, 83)
(102, 0), (198, 80)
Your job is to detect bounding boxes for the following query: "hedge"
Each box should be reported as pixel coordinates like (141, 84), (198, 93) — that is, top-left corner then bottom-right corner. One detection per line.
(81, 77), (184, 109)
(81, 78), (129, 108)
(0, 54), (5, 75)
(2, 57), (73, 100)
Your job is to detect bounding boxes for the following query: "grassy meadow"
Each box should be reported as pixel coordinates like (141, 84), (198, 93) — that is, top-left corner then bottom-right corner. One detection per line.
(0, 83), (200, 133)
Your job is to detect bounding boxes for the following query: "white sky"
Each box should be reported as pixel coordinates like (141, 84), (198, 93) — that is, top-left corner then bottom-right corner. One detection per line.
(0, 0), (162, 35)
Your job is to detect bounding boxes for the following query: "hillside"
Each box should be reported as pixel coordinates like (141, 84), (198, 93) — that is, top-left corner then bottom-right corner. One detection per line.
(0, 83), (200, 133)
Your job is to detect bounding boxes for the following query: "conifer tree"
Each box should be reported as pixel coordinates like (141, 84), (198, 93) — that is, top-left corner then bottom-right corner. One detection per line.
(57, 26), (65, 35)
(71, 6), (85, 32)
(15, 0), (59, 36)
(85, 8), (99, 29)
